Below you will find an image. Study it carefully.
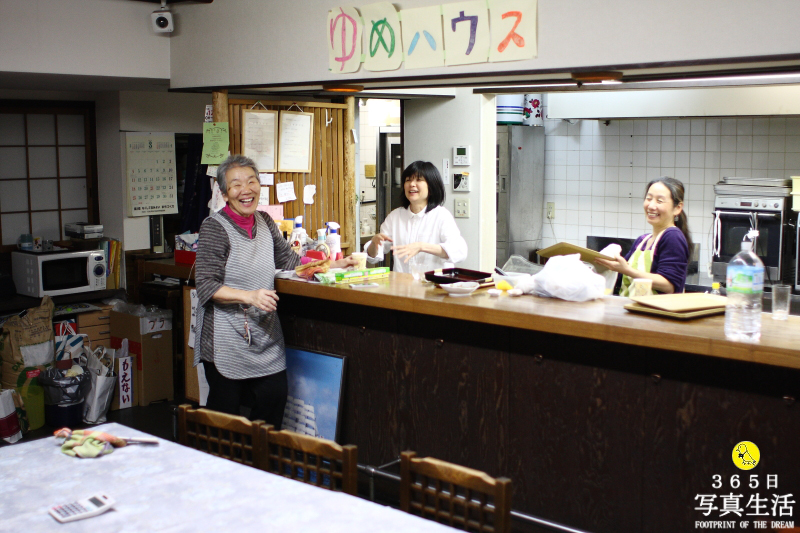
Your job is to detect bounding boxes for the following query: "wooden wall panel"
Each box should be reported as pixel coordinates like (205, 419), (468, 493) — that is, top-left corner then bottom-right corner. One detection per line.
(278, 294), (800, 533)
(508, 333), (646, 533)
(226, 100), (351, 253)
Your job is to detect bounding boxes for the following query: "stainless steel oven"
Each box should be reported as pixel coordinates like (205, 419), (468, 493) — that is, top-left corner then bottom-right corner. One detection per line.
(712, 196), (796, 286)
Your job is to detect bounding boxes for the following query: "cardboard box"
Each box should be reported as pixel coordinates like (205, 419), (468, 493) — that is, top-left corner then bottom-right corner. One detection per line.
(110, 311), (173, 407)
(110, 354), (135, 410)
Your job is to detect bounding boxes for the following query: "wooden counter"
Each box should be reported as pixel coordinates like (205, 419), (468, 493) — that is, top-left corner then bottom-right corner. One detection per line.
(276, 273), (800, 370)
(274, 273), (800, 533)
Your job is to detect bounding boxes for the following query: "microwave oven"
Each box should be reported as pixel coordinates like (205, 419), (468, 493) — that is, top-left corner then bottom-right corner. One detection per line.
(12, 249), (106, 297)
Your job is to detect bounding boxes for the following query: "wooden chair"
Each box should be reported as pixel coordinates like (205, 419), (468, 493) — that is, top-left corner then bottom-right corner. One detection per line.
(259, 425), (358, 495)
(176, 404), (264, 468)
(400, 451), (512, 533)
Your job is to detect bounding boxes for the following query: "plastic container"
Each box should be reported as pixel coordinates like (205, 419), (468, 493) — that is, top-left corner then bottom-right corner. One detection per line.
(44, 401), (84, 428)
(710, 282), (721, 296)
(724, 241), (764, 342)
(326, 222), (342, 261)
(21, 381), (45, 431)
(289, 216), (308, 255)
(496, 94), (525, 124)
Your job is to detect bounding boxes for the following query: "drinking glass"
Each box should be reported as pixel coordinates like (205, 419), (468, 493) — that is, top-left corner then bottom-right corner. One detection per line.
(771, 284), (791, 321)
(409, 256), (426, 282)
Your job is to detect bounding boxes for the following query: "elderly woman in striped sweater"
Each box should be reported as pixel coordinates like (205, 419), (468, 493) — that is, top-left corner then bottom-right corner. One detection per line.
(194, 155), (355, 427)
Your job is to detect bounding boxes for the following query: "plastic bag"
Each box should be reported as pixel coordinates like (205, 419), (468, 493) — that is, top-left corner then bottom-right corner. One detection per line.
(528, 253), (606, 302)
(83, 346), (116, 424)
(38, 367), (91, 406)
(597, 244), (622, 295)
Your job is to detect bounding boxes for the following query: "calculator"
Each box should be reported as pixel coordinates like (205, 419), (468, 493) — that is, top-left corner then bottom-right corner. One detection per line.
(49, 494), (115, 523)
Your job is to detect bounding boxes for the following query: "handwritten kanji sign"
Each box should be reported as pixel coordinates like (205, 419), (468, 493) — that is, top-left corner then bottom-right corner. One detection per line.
(442, 1), (490, 66)
(362, 2), (403, 71)
(400, 5), (445, 70)
(489, 0), (537, 62)
(327, 6), (362, 73)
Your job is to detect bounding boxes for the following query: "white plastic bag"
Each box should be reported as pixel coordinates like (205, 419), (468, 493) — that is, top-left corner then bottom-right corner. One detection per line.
(529, 253), (606, 302)
(83, 346), (116, 424)
(597, 244), (622, 295)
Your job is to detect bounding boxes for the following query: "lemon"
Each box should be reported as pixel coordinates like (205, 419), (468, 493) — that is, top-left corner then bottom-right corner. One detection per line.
(496, 280), (513, 291)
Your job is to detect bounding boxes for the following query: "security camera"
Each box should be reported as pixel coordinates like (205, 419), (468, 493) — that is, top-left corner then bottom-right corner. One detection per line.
(151, 10), (174, 33)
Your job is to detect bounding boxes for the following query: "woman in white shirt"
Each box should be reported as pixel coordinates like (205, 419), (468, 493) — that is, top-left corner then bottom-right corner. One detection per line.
(365, 161), (467, 273)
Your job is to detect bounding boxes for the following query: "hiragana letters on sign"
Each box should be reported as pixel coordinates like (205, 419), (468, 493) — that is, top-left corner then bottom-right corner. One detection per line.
(327, 6), (362, 73)
(361, 2), (402, 71)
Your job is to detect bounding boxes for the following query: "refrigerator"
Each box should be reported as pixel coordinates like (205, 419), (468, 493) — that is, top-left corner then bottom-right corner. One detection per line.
(496, 125), (545, 267)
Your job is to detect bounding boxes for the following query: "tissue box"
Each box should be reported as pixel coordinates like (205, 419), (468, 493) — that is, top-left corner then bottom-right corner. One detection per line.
(315, 267), (389, 284)
(175, 234), (198, 264)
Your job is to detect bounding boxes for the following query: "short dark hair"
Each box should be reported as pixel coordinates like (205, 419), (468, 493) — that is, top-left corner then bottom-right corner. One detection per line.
(400, 161), (445, 213)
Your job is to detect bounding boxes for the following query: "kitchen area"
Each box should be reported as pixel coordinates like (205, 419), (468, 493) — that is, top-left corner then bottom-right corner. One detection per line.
(358, 87), (800, 309)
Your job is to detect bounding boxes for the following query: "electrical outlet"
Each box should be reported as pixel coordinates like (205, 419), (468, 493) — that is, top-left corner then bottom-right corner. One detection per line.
(454, 198), (470, 218)
(546, 202), (555, 220)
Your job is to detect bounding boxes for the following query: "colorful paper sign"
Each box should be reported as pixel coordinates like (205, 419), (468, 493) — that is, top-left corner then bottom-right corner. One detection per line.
(328, 6), (363, 73)
(489, 0), (537, 62)
(201, 122), (229, 164)
(442, 1), (490, 66)
(361, 2), (403, 71)
(400, 5), (445, 70)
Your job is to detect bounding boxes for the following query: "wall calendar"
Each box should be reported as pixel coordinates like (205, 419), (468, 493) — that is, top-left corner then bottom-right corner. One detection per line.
(125, 132), (179, 217)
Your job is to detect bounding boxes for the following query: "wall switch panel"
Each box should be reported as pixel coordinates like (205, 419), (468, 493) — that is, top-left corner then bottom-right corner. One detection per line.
(454, 198), (470, 218)
(546, 202), (555, 220)
(453, 172), (470, 191)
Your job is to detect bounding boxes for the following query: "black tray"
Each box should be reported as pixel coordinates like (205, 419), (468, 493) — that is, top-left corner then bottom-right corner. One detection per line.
(425, 268), (492, 285)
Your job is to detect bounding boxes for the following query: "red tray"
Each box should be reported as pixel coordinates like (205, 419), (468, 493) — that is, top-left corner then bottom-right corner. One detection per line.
(424, 268), (492, 285)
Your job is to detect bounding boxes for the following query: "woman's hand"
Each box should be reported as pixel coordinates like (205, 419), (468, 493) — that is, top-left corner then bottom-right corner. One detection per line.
(392, 242), (428, 263)
(248, 289), (279, 312)
(367, 233), (392, 257)
(595, 253), (632, 277)
(332, 256), (359, 269)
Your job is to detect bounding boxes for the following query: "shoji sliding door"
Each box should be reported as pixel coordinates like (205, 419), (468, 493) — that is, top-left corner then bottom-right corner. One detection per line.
(0, 101), (97, 246)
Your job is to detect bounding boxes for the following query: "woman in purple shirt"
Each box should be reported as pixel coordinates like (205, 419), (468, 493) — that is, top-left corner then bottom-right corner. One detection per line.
(596, 177), (692, 295)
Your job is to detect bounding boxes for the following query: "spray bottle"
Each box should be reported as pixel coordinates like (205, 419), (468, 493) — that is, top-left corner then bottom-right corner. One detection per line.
(326, 222), (342, 261)
(289, 216), (307, 256)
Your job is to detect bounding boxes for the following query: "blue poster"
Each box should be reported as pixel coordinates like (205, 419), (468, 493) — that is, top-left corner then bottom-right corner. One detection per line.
(282, 347), (345, 442)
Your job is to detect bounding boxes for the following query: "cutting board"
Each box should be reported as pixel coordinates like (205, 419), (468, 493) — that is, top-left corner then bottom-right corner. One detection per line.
(629, 293), (728, 313)
(624, 302), (726, 320)
(537, 242), (614, 264)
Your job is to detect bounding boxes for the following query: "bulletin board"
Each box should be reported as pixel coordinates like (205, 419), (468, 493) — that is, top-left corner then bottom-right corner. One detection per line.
(241, 108), (278, 172)
(125, 132), (179, 217)
(278, 111), (314, 173)
(226, 99), (351, 253)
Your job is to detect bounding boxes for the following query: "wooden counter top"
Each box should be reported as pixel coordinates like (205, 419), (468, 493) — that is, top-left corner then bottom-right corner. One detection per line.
(276, 273), (800, 370)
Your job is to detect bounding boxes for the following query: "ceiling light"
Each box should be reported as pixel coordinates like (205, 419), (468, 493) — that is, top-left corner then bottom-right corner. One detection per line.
(322, 84), (364, 93)
(571, 71), (624, 83)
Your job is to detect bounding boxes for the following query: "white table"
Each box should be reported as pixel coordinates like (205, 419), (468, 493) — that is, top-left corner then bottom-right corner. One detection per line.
(0, 423), (453, 533)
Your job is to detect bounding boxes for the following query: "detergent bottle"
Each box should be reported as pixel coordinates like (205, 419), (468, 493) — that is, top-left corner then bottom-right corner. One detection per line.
(289, 216), (307, 256)
(326, 222), (342, 261)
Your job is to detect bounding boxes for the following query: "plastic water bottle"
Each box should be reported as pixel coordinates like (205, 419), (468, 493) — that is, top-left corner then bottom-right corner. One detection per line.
(710, 282), (721, 296)
(724, 240), (764, 342)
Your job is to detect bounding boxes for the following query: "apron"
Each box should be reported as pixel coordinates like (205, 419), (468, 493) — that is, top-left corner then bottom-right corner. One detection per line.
(619, 229), (669, 297)
(195, 212), (286, 379)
